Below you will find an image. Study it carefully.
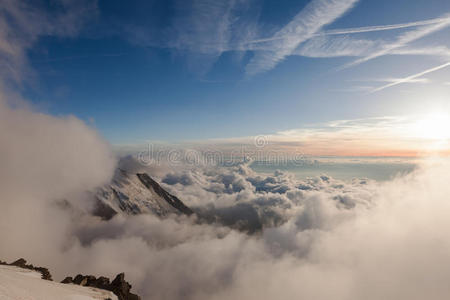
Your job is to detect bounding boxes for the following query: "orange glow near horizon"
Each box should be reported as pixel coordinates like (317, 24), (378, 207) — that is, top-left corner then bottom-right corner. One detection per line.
(263, 113), (450, 157)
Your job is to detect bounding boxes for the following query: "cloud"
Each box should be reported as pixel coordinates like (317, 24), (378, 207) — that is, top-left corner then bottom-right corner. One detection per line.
(248, 15), (450, 44)
(241, 10), (450, 85)
(169, 0), (248, 54)
(149, 115), (448, 157)
(345, 14), (450, 68)
(320, 16), (450, 35)
(0, 0), (115, 283)
(293, 39), (450, 60)
(371, 61), (450, 92)
(124, 0), (259, 75)
(0, 0), (97, 83)
(242, 7), (450, 77)
(107, 1), (450, 82)
(4, 153), (448, 300)
(390, 46), (450, 58)
(245, 0), (359, 75)
(0, 96), (116, 254)
(294, 35), (381, 58)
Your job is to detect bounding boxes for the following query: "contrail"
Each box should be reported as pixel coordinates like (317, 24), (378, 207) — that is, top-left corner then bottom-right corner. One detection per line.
(371, 61), (450, 93)
(343, 16), (450, 69)
(246, 16), (450, 44)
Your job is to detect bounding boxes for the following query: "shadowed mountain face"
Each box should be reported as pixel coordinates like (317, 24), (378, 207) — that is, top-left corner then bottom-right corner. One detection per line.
(93, 169), (193, 220)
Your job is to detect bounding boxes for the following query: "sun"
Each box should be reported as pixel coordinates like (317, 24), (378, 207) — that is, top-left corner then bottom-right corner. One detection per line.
(411, 113), (450, 141)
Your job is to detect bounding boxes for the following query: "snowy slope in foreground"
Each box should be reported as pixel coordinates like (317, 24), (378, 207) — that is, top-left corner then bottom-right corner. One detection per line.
(0, 265), (117, 300)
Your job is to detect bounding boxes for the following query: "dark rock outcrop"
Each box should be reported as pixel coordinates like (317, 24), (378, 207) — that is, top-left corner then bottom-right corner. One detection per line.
(6, 258), (53, 281)
(92, 197), (118, 220)
(10, 258), (27, 268)
(137, 172), (193, 215)
(62, 272), (141, 300)
(61, 276), (73, 284)
(110, 273), (141, 300)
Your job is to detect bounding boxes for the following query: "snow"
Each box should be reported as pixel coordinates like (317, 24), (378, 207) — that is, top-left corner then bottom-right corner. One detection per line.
(96, 169), (181, 216)
(0, 265), (117, 300)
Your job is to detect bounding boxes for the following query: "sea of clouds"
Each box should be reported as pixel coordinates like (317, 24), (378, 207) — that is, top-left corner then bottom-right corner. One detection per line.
(2, 1), (450, 299)
(2, 103), (450, 300)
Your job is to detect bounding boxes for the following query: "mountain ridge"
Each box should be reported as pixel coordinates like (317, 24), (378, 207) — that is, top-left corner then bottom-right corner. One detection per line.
(93, 169), (193, 220)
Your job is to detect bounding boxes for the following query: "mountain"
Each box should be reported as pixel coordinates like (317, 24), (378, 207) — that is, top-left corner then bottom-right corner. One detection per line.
(93, 169), (193, 219)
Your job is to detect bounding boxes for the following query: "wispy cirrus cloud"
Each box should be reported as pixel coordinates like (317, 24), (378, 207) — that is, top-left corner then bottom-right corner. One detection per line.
(243, 10), (450, 82)
(122, 0), (450, 83)
(390, 46), (450, 58)
(170, 0), (243, 54)
(247, 15), (450, 44)
(242, 13), (450, 67)
(371, 61), (450, 93)
(0, 0), (97, 83)
(294, 36), (381, 58)
(244, 0), (360, 76)
(167, 0), (256, 74)
(345, 14), (450, 68)
(365, 78), (430, 84)
(292, 38), (450, 61)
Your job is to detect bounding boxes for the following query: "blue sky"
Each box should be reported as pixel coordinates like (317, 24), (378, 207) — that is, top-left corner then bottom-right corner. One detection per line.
(20, 0), (450, 148)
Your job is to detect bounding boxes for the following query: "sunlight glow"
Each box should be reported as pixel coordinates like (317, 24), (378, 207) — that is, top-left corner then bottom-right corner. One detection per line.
(412, 113), (450, 141)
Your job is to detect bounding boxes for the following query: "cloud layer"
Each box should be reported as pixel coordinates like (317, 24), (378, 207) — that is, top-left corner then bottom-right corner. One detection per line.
(3, 151), (450, 300)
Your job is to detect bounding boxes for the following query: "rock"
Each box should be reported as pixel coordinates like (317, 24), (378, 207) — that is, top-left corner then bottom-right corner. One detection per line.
(11, 258), (27, 268)
(92, 198), (118, 220)
(95, 276), (111, 290)
(73, 274), (85, 285)
(62, 272), (140, 300)
(109, 273), (141, 300)
(137, 173), (193, 215)
(34, 267), (53, 281)
(8, 258), (52, 280)
(61, 277), (73, 284)
(110, 273), (131, 300)
(79, 277), (89, 286)
(85, 275), (98, 286)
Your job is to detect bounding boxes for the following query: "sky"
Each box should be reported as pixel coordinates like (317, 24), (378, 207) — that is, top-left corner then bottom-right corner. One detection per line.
(9, 0), (450, 154)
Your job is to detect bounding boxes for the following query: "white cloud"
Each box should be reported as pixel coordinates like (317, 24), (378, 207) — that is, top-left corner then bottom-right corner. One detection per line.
(345, 14), (450, 68)
(126, 0), (258, 74)
(371, 61), (450, 92)
(115, 1), (450, 81)
(242, 10), (450, 78)
(248, 15), (450, 44)
(390, 46), (450, 58)
(0, 0), (97, 83)
(0, 0), (116, 282)
(3, 154), (449, 300)
(294, 35), (381, 58)
(245, 0), (359, 75)
(319, 15), (450, 36)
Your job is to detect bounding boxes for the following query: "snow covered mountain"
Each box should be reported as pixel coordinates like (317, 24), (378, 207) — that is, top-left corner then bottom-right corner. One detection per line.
(93, 169), (193, 219)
